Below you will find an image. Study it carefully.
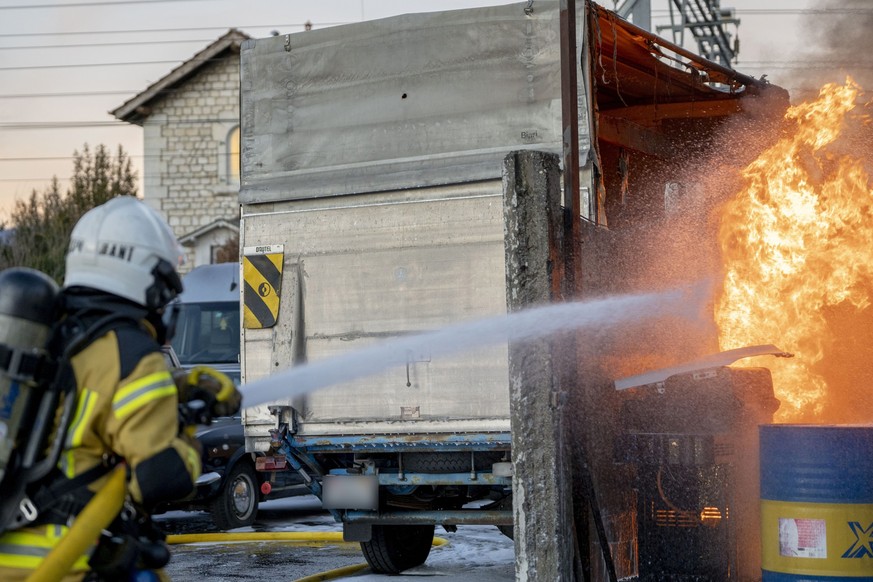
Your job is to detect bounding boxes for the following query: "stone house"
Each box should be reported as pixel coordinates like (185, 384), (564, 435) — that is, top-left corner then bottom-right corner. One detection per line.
(111, 29), (249, 272)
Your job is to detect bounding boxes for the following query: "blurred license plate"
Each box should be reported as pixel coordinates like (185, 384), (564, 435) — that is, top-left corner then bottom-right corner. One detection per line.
(322, 474), (378, 510)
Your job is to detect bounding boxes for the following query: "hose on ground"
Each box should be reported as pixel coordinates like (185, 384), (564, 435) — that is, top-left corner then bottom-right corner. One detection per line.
(166, 532), (448, 581)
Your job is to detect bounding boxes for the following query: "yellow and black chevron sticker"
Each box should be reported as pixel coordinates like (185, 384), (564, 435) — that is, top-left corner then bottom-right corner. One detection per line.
(243, 244), (284, 329)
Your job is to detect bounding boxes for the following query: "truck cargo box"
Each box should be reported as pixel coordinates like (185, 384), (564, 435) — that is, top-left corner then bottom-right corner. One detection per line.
(239, 1), (585, 451)
(241, 183), (510, 444)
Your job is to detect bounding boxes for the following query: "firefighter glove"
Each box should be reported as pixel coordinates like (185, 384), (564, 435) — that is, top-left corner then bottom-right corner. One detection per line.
(174, 366), (242, 421)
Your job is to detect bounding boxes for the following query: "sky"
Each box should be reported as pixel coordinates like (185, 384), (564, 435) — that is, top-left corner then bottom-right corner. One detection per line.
(0, 0), (863, 224)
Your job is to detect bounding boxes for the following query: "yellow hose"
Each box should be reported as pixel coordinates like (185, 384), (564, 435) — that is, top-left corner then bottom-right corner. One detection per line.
(166, 531), (448, 546)
(26, 465), (127, 582)
(21, 466), (450, 582)
(166, 532), (448, 582)
(293, 563), (369, 582)
(167, 531), (349, 544)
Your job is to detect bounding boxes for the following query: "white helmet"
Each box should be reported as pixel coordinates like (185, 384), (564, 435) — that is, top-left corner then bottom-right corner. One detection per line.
(64, 196), (185, 310)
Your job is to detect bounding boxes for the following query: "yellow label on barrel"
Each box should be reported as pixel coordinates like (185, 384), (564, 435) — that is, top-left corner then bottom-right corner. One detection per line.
(761, 499), (873, 577)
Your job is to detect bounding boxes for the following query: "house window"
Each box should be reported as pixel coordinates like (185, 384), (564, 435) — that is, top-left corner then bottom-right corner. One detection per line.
(227, 125), (240, 184)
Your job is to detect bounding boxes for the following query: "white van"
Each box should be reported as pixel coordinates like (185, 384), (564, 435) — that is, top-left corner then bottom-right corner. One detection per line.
(169, 262), (240, 385)
(160, 263), (312, 530)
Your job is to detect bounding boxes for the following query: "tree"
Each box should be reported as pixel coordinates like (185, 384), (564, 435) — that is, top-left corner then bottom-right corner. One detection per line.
(213, 234), (239, 264)
(0, 144), (137, 282)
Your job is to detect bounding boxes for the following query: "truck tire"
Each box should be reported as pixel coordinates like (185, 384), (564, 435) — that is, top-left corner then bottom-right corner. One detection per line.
(402, 452), (504, 473)
(360, 524), (434, 574)
(210, 461), (259, 530)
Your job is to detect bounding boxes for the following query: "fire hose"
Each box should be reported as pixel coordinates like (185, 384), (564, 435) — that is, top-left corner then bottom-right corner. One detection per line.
(164, 533), (448, 582)
(25, 465), (128, 582)
(26, 487), (448, 582)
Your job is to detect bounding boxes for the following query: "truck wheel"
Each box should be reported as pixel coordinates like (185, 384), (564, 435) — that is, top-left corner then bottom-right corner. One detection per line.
(360, 524), (434, 574)
(210, 462), (259, 530)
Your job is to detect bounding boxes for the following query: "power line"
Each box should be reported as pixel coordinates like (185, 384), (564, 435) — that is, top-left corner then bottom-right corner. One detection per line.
(0, 58), (197, 71)
(0, 9), (859, 71)
(0, 121), (130, 129)
(0, 90), (139, 98)
(0, 38), (873, 71)
(0, 117), (235, 129)
(0, 6), (860, 41)
(649, 7), (873, 16)
(0, 152), (215, 162)
(0, 148), (243, 163)
(0, 8), (861, 150)
(2, 57), (871, 85)
(0, 177), (71, 182)
(728, 8), (873, 15)
(0, 22), (348, 38)
(0, 155), (145, 162)
(1, 156), (93, 162)
(0, 37), (216, 50)
(0, 0), (217, 10)
(737, 63), (873, 70)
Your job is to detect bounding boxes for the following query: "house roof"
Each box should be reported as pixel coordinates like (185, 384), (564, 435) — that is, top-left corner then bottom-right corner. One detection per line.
(178, 218), (239, 246)
(111, 28), (250, 126)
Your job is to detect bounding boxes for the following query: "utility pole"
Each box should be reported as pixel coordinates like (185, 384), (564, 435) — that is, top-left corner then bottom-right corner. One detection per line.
(615, 0), (740, 68)
(614, 0), (651, 31)
(657, 0), (740, 67)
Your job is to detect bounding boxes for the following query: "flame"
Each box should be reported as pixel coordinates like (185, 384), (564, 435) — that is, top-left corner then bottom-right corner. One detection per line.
(699, 506), (723, 527)
(715, 78), (873, 422)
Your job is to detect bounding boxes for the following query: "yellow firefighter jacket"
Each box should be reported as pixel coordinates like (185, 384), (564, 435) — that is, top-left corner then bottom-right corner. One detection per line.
(0, 321), (201, 581)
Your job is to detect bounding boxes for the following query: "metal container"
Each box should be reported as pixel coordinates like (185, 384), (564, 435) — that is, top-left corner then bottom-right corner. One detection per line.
(760, 424), (873, 579)
(617, 365), (777, 581)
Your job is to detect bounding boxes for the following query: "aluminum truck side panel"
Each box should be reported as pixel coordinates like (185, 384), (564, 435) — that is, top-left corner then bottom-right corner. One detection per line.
(239, 1), (588, 203)
(241, 183), (510, 441)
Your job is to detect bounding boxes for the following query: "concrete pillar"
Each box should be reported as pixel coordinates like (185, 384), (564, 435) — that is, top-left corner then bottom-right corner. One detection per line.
(503, 150), (575, 581)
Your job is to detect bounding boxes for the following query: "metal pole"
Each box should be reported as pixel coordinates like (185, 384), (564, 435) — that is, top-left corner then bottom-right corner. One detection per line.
(562, 4), (618, 581)
(560, 0), (582, 250)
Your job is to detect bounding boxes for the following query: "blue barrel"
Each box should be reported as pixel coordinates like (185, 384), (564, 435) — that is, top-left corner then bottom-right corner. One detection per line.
(760, 425), (873, 581)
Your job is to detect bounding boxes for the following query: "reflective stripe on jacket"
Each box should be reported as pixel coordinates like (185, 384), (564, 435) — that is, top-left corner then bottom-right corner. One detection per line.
(0, 524), (90, 579)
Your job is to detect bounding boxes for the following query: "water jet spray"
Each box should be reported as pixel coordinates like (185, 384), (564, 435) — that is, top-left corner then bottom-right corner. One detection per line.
(240, 283), (711, 408)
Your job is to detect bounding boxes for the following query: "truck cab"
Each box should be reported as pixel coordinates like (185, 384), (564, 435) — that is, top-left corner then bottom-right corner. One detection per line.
(163, 262), (312, 529)
(170, 262), (240, 384)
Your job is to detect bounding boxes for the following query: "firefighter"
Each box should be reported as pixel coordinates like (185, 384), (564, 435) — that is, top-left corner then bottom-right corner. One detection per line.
(0, 196), (241, 581)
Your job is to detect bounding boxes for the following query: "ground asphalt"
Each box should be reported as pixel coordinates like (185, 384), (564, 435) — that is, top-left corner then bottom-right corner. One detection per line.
(155, 496), (515, 582)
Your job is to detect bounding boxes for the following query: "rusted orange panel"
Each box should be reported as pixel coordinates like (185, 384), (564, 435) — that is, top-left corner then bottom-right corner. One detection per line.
(597, 114), (675, 158)
(602, 99), (745, 123)
(588, 1), (787, 108)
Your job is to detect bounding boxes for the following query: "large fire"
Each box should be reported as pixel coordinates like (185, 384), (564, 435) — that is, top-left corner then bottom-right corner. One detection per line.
(716, 78), (873, 423)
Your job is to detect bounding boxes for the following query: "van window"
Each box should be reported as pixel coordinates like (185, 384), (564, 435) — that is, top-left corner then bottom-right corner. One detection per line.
(171, 301), (239, 365)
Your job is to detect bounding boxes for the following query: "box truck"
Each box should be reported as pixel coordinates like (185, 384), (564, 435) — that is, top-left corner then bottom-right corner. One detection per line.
(238, 1), (786, 574)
